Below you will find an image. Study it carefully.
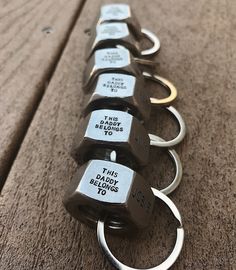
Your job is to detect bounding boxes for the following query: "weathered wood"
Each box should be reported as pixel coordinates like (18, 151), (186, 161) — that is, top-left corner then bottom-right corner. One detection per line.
(0, 0), (85, 187)
(0, 0), (235, 269)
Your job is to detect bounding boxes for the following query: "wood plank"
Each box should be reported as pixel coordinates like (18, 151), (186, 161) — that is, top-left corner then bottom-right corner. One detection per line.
(0, 0), (86, 187)
(0, 0), (235, 269)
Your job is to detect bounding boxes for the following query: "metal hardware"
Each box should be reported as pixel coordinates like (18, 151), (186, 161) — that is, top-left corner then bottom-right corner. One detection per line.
(71, 109), (150, 168)
(143, 72), (177, 106)
(83, 48), (176, 108)
(149, 106), (187, 148)
(98, 4), (145, 39)
(63, 5), (187, 269)
(71, 108), (186, 170)
(85, 22), (160, 59)
(83, 73), (151, 122)
(97, 189), (184, 270)
(63, 159), (155, 231)
(153, 135), (183, 195)
(83, 73), (178, 121)
(83, 47), (141, 91)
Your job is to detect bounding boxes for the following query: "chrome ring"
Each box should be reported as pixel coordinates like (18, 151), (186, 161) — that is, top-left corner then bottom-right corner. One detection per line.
(151, 135), (182, 195)
(97, 189), (184, 270)
(141, 28), (161, 56)
(149, 106), (186, 147)
(143, 72), (178, 106)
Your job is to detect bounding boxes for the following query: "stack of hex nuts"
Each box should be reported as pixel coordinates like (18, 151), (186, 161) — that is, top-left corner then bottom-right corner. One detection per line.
(63, 4), (186, 270)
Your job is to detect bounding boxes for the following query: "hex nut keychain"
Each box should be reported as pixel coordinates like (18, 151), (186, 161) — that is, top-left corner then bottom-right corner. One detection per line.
(83, 73), (176, 122)
(82, 48), (186, 147)
(63, 155), (184, 268)
(63, 4), (186, 270)
(66, 134), (184, 268)
(85, 22), (160, 60)
(83, 47), (160, 91)
(89, 3), (161, 57)
(71, 109), (150, 168)
(63, 159), (155, 231)
(82, 72), (186, 147)
(71, 109), (183, 195)
(97, 4), (152, 39)
(83, 73), (152, 122)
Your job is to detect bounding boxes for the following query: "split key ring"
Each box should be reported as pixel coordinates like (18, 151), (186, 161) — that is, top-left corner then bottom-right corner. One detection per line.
(97, 189), (184, 270)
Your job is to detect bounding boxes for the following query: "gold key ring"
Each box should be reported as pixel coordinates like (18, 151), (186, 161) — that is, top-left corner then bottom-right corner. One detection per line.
(143, 72), (178, 106)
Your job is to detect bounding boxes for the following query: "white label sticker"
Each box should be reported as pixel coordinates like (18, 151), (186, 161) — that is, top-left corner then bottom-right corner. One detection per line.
(95, 73), (136, 97)
(85, 109), (132, 142)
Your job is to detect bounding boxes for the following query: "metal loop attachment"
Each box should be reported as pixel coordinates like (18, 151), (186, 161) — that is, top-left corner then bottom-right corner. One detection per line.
(149, 106), (186, 147)
(152, 135), (182, 195)
(133, 57), (159, 68)
(141, 28), (161, 56)
(97, 189), (184, 270)
(143, 72), (178, 106)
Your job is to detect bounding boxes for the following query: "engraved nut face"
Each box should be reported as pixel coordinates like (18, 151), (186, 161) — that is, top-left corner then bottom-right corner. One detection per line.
(63, 160), (155, 231)
(83, 48), (141, 91)
(85, 22), (141, 60)
(83, 73), (151, 122)
(71, 109), (150, 169)
(99, 4), (142, 38)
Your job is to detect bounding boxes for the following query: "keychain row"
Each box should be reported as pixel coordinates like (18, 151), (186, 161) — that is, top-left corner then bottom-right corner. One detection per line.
(63, 4), (186, 270)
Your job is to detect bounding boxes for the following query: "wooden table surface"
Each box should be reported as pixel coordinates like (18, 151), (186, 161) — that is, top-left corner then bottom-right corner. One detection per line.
(0, 0), (235, 269)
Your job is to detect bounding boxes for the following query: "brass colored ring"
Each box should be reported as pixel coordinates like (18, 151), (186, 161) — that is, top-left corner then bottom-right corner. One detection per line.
(143, 72), (178, 106)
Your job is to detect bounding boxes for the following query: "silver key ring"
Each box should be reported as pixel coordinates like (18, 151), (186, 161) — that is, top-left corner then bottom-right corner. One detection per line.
(153, 135), (182, 195)
(149, 106), (187, 147)
(141, 28), (161, 56)
(97, 189), (184, 270)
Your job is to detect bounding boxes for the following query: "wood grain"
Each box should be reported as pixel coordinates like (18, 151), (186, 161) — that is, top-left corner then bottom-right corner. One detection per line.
(0, 0), (235, 269)
(0, 0), (85, 187)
